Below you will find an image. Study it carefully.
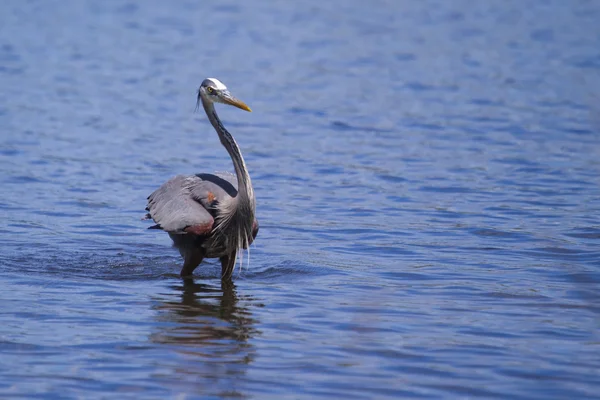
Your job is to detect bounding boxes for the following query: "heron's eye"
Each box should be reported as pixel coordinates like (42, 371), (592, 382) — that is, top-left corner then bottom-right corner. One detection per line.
(206, 87), (214, 94)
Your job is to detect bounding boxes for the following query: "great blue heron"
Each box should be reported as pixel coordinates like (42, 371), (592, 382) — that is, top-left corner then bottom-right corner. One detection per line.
(144, 78), (259, 280)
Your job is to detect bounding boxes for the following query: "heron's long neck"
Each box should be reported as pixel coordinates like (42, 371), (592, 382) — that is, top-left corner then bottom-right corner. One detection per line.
(203, 101), (255, 209)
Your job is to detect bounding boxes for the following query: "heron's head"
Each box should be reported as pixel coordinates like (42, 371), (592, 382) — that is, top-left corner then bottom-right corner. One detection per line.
(196, 78), (252, 112)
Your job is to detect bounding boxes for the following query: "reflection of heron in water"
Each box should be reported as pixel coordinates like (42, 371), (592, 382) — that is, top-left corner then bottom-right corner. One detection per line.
(145, 78), (259, 280)
(151, 279), (259, 347)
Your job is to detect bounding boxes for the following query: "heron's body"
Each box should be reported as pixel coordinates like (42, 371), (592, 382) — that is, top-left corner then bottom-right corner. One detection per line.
(145, 78), (258, 279)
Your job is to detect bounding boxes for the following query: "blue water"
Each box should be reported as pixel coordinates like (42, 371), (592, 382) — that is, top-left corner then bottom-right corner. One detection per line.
(1, 0), (600, 398)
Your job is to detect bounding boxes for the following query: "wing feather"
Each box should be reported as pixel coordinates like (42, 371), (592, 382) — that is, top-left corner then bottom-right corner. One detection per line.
(145, 173), (238, 234)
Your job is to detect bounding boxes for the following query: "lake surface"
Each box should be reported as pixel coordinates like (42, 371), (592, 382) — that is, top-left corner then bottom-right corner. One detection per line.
(1, 0), (600, 398)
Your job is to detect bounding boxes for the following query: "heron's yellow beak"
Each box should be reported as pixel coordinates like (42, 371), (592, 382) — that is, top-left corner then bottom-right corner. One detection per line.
(222, 94), (252, 112)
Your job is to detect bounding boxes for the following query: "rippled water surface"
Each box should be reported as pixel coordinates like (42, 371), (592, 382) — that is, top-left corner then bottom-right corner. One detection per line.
(1, 0), (600, 398)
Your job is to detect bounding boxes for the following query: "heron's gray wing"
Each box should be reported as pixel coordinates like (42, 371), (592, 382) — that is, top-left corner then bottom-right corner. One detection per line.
(191, 172), (238, 209)
(146, 173), (239, 234)
(146, 175), (214, 234)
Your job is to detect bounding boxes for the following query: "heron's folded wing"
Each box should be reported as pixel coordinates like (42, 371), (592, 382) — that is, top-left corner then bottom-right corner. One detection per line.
(190, 172), (238, 209)
(146, 175), (215, 234)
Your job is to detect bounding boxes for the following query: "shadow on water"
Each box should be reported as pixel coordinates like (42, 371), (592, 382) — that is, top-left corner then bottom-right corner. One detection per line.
(151, 279), (260, 344)
(148, 279), (261, 393)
